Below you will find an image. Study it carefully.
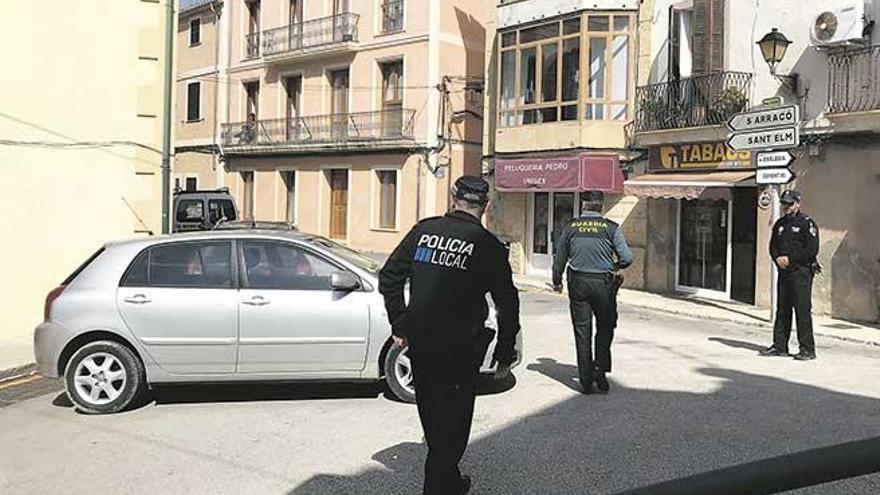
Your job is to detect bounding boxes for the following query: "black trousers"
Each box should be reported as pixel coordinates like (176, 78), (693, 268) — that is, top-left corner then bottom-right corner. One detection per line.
(567, 271), (618, 385)
(773, 267), (816, 354)
(411, 354), (478, 495)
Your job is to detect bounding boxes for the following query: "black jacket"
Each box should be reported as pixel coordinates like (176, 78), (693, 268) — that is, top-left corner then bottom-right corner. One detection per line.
(379, 211), (521, 364)
(770, 211), (820, 271)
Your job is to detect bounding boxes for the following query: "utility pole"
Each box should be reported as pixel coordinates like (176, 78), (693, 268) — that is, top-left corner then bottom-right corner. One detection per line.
(160, 0), (175, 234)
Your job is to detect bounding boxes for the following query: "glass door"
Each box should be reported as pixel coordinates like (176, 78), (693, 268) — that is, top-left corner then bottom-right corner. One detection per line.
(528, 192), (578, 278)
(676, 198), (732, 299)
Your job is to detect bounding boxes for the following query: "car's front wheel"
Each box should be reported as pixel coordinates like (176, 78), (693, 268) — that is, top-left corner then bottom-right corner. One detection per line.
(64, 340), (145, 414)
(383, 343), (416, 403)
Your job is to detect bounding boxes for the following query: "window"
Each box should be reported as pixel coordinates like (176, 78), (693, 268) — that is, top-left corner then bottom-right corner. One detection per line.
(241, 241), (341, 290)
(381, 60), (403, 137)
(127, 242), (233, 289)
(241, 171), (255, 220)
(282, 171), (296, 222)
(585, 14), (631, 121)
(381, 1), (404, 34)
(498, 12), (633, 126)
(189, 18), (201, 46)
(377, 170), (397, 229)
(185, 177), (198, 192)
(176, 199), (204, 223)
(186, 82), (201, 122)
(208, 199), (237, 224)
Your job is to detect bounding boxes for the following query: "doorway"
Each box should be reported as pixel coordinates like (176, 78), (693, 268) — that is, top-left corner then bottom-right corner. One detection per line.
(329, 169), (348, 239)
(330, 69), (350, 141)
(527, 192), (580, 277)
(676, 198), (732, 299)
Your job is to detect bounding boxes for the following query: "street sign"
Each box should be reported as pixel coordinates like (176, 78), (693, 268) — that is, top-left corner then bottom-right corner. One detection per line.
(727, 126), (800, 151)
(756, 167), (796, 185)
(726, 105), (799, 133)
(762, 96), (783, 108)
(756, 150), (796, 168)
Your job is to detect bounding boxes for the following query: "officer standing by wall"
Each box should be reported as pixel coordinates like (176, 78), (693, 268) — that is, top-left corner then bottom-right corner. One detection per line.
(552, 192), (633, 394)
(379, 175), (521, 495)
(760, 190), (820, 361)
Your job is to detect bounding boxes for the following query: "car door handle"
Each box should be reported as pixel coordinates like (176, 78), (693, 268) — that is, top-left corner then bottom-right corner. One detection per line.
(242, 296), (271, 306)
(123, 294), (151, 304)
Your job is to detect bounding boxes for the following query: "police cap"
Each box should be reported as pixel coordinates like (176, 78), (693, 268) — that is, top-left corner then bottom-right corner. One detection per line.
(452, 175), (489, 205)
(780, 190), (802, 204)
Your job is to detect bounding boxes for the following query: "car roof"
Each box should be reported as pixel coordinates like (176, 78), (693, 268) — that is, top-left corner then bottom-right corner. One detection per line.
(106, 230), (317, 250)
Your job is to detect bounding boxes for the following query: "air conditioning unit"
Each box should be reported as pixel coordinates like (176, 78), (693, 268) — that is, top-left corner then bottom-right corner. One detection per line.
(810, 1), (871, 46)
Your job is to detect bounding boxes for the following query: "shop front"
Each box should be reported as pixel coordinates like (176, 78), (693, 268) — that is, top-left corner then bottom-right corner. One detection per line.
(625, 141), (761, 304)
(493, 153), (624, 279)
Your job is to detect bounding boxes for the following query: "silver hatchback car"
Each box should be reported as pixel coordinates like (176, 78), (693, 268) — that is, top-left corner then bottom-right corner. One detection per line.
(35, 231), (521, 414)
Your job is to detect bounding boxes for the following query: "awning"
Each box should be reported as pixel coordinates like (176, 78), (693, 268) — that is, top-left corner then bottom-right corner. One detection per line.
(623, 171), (755, 200)
(495, 154), (624, 193)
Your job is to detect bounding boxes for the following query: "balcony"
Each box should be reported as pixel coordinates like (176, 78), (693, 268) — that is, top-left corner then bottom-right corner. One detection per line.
(828, 45), (880, 114)
(634, 72), (753, 133)
(261, 13), (359, 63)
(221, 109), (416, 154)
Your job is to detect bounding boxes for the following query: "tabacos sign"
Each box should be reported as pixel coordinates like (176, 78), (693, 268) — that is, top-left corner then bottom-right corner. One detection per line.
(650, 141), (752, 171)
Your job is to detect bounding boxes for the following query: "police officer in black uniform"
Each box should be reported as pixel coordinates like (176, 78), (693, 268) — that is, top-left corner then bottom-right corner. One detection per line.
(379, 175), (521, 495)
(552, 191), (633, 394)
(760, 190), (820, 361)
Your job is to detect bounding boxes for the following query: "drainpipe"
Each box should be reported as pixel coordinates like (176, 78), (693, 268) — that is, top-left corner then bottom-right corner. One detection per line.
(160, 0), (175, 233)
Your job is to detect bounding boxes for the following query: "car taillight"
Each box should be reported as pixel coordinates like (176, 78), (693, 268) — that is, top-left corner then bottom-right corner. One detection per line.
(44, 286), (66, 321)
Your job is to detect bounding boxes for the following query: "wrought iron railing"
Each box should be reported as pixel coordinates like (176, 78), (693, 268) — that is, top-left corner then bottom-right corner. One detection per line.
(221, 109), (416, 148)
(245, 32), (260, 58)
(262, 13), (359, 57)
(828, 45), (880, 114)
(381, 1), (405, 34)
(634, 72), (753, 132)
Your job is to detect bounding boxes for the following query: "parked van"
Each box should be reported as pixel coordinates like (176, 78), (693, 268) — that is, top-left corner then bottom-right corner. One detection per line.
(172, 188), (239, 232)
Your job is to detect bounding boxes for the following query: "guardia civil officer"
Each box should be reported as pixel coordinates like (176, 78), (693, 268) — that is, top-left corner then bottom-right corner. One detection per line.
(760, 190), (820, 361)
(379, 175), (521, 495)
(552, 191), (633, 394)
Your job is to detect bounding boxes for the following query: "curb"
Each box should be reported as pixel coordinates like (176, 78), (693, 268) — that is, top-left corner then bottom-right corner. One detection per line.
(515, 282), (880, 348)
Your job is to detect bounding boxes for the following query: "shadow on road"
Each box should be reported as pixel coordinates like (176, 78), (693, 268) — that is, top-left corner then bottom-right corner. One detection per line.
(526, 357), (581, 392)
(286, 366), (880, 495)
(708, 337), (767, 352)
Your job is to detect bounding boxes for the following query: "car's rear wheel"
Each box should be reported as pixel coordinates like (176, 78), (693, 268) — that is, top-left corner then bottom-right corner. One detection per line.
(64, 340), (145, 414)
(383, 344), (416, 403)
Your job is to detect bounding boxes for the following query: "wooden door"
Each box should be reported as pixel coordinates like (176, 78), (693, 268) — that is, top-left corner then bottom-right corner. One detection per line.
(329, 169), (348, 239)
(330, 69), (350, 140)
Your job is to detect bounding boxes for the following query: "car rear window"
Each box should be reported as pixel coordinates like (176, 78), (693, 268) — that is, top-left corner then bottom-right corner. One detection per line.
(63, 247), (106, 285)
(176, 199), (204, 223)
(209, 199), (237, 223)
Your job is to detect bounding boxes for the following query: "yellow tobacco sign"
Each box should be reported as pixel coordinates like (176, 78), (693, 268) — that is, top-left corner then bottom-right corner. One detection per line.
(650, 141), (752, 170)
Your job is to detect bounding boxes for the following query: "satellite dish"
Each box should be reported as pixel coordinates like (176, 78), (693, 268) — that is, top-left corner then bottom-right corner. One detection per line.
(814, 11), (839, 41)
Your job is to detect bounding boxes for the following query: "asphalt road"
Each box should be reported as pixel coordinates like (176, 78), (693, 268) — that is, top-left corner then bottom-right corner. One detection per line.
(1, 291), (878, 494)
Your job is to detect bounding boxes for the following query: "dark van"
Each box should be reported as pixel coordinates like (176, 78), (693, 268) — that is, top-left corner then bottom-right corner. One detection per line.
(172, 188), (239, 232)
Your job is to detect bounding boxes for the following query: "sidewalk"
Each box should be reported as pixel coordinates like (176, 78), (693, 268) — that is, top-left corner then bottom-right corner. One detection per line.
(514, 274), (880, 347)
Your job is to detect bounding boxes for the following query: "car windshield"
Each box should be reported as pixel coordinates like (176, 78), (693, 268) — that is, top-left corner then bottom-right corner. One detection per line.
(306, 237), (382, 273)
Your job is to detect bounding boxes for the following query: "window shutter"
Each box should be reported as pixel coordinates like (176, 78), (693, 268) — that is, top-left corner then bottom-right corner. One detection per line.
(692, 0), (709, 75)
(709, 0), (725, 73)
(691, 0), (724, 75)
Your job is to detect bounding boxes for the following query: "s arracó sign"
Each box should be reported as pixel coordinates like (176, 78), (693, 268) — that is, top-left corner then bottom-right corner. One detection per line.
(650, 141), (752, 171)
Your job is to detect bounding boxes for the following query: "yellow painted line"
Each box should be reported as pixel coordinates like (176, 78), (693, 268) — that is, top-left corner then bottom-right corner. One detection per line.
(0, 375), (42, 390)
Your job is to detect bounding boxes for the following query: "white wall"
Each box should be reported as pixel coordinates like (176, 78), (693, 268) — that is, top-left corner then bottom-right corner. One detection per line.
(646, 0), (879, 125)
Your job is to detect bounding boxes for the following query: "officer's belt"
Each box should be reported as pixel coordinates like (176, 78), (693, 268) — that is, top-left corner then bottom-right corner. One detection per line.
(569, 270), (611, 279)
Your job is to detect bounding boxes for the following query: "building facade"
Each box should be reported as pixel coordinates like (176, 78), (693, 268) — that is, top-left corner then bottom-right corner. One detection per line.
(175, 0), (229, 193)
(0, 0), (169, 371)
(484, 0), (642, 280)
(180, 0), (489, 254)
(627, 0), (880, 321)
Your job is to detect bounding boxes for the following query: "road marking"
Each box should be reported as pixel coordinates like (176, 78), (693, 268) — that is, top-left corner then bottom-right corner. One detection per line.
(0, 375), (41, 390)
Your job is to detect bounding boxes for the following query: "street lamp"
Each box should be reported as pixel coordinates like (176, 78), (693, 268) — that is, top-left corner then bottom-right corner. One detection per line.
(756, 28), (799, 93)
(757, 28), (792, 75)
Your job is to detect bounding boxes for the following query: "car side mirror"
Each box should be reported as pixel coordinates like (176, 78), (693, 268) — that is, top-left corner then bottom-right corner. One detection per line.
(331, 272), (361, 291)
